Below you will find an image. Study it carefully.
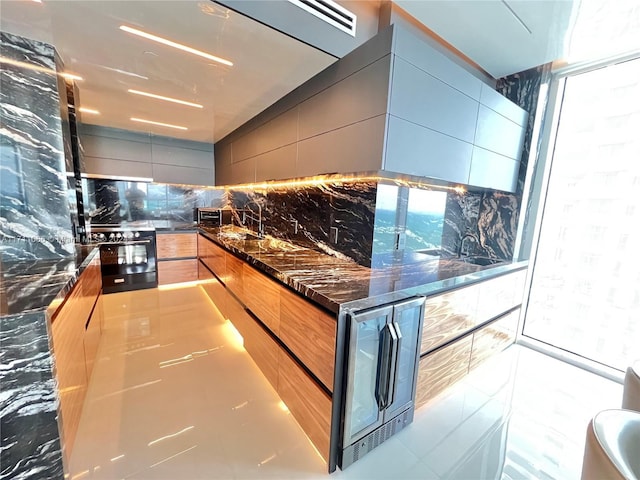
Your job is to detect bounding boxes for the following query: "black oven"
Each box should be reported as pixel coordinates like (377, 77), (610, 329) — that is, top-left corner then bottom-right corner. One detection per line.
(89, 226), (157, 294)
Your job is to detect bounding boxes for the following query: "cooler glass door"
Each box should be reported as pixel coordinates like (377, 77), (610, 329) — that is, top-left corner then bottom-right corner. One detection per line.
(343, 305), (394, 447)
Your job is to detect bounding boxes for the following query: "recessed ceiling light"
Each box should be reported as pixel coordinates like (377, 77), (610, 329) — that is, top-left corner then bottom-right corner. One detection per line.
(79, 107), (100, 115)
(119, 25), (233, 67)
(61, 72), (83, 81)
(100, 65), (148, 80)
(131, 117), (188, 131)
(128, 89), (203, 109)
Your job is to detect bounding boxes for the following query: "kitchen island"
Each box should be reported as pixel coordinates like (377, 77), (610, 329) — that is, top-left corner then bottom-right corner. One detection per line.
(196, 226), (528, 472)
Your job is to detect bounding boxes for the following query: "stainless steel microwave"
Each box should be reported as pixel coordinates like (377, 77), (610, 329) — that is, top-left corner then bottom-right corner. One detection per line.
(197, 208), (232, 226)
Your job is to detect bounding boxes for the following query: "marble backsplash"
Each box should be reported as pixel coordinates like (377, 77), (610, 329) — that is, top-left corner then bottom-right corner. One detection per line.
(0, 32), (75, 263)
(224, 177), (519, 268)
(228, 181), (378, 265)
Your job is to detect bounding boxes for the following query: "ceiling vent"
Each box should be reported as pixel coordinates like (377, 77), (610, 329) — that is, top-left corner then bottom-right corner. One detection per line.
(287, 0), (357, 36)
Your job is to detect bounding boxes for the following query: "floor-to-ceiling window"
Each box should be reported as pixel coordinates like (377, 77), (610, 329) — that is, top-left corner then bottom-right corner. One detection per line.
(522, 57), (640, 371)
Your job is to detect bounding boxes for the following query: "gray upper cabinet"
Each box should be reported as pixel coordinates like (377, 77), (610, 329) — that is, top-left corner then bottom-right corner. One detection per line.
(479, 83), (527, 127)
(392, 27), (483, 100)
(386, 27), (527, 193)
(474, 105), (525, 160)
(385, 116), (472, 183)
(81, 125), (215, 186)
(468, 147), (519, 192)
(389, 57), (479, 144)
(298, 55), (391, 141)
(215, 24), (527, 193)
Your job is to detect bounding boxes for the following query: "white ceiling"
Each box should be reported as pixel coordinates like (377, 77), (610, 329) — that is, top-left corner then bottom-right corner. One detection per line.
(0, 0), (336, 144)
(393, 0), (578, 78)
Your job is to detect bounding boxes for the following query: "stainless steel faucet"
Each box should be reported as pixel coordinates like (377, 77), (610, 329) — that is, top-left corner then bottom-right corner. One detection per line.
(242, 200), (263, 237)
(457, 232), (477, 257)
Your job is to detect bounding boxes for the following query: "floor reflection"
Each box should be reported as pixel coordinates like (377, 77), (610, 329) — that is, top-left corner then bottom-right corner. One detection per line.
(70, 286), (623, 479)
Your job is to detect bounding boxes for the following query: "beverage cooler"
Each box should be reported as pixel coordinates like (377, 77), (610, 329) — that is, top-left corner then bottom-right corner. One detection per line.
(340, 296), (426, 469)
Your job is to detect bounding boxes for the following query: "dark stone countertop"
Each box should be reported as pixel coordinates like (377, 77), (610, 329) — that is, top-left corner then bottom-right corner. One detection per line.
(0, 244), (99, 317)
(198, 227), (528, 314)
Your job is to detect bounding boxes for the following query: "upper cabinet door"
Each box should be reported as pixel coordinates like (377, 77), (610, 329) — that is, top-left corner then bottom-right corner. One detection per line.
(474, 105), (526, 160)
(389, 57), (479, 144)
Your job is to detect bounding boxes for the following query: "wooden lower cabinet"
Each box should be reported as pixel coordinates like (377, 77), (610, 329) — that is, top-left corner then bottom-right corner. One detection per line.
(158, 259), (198, 285)
(199, 267), (229, 319)
(197, 235), (335, 464)
(280, 287), (336, 391)
(421, 285), (479, 353)
(243, 264), (281, 335)
(83, 297), (102, 379)
(277, 348), (332, 462)
(52, 289), (89, 462)
(197, 234), (225, 278)
(50, 255), (102, 464)
(156, 232), (197, 259)
(420, 269), (526, 355)
(229, 296), (280, 390)
(415, 308), (520, 409)
(224, 254), (245, 301)
(157, 232), (198, 285)
(469, 309), (519, 371)
(415, 334), (473, 409)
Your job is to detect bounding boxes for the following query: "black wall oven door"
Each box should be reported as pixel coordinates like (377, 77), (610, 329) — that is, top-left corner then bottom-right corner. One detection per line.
(99, 232), (157, 293)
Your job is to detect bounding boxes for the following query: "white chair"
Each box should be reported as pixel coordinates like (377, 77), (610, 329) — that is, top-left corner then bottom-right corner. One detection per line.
(581, 409), (640, 480)
(622, 361), (640, 412)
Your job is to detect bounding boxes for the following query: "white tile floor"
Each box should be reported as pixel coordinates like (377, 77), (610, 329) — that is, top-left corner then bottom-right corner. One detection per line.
(69, 285), (623, 480)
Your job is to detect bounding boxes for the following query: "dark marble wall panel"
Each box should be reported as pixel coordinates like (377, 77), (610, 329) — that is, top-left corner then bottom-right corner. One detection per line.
(0, 311), (64, 479)
(224, 178), (519, 267)
(227, 181), (378, 266)
(496, 63), (552, 197)
(0, 32), (74, 262)
(442, 191), (519, 261)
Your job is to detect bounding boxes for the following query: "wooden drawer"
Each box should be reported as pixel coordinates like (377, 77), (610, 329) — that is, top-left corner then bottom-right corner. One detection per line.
(476, 270), (526, 323)
(469, 309), (518, 371)
(280, 287), (336, 391)
(224, 253), (245, 302)
(84, 297), (102, 379)
(200, 269), (229, 320)
(243, 264), (281, 335)
(421, 283), (479, 354)
(80, 257), (102, 300)
(197, 260), (214, 281)
(415, 334), (473, 409)
(227, 294), (279, 389)
(158, 259), (198, 285)
(52, 290), (91, 460)
(197, 234), (226, 279)
(157, 232), (197, 259)
(277, 348), (332, 461)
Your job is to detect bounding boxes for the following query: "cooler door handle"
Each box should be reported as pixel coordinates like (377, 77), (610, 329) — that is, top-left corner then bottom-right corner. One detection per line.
(386, 321), (402, 408)
(376, 323), (398, 410)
